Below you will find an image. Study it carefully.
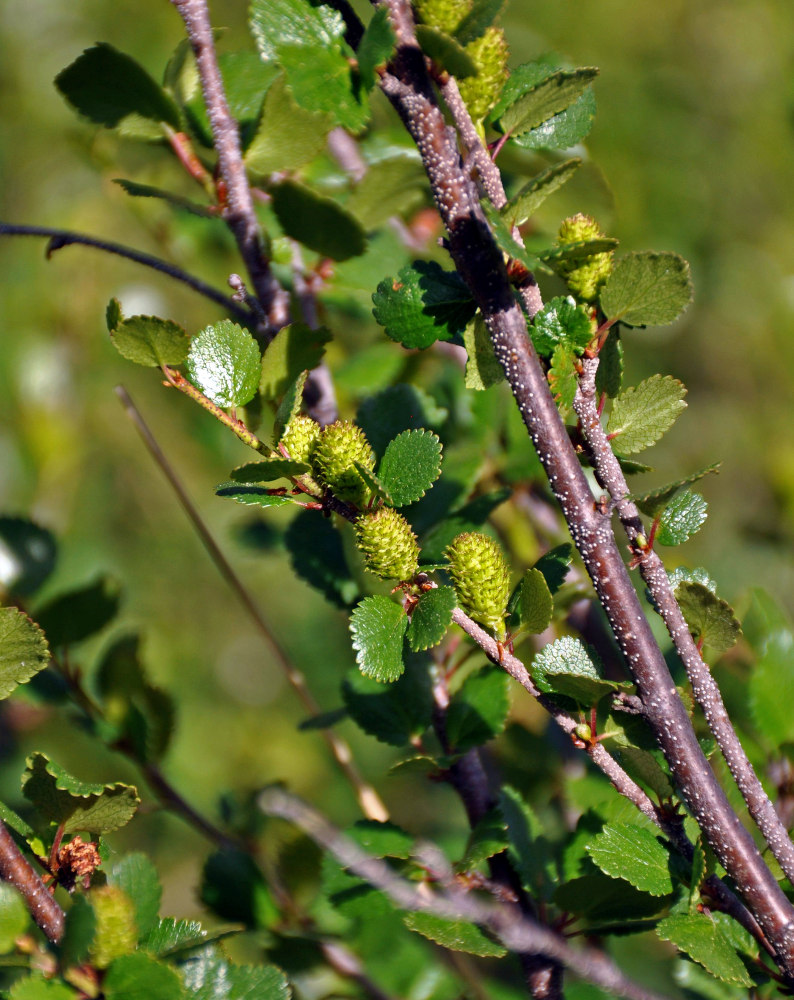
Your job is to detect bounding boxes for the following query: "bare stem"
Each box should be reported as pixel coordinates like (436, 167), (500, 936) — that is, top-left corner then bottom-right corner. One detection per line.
(0, 821), (64, 944)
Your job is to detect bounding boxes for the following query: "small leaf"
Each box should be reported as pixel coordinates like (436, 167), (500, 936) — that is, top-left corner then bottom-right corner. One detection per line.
(454, 0), (507, 45)
(260, 324), (332, 401)
(273, 370), (308, 441)
(655, 490), (708, 546)
(518, 568), (553, 634)
(404, 912), (506, 957)
(415, 26), (477, 77)
(407, 586), (456, 651)
(533, 544), (573, 595)
(499, 786), (555, 898)
(600, 251), (693, 327)
(463, 314), (504, 390)
(181, 950), (290, 1000)
(342, 656), (433, 746)
(501, 158), (581, 227)
(107, 854), (162, 940)
(186, 320), (261, 408)
(656, 913), (753, 987)
(0, 518), (57, 597)
(350, 596), (408, 682)
(110, 315), (191, 367)
(141, 918), (206, 957)
(9, 978), (77, 1000)
(606, 375), (687, 456)
(55, 43), (180, 130)
(446, 667), (510, 752)
(586, 822), (674, 896)
(377, 429), (442, 507)
(230, 459), (310, 483)
(610, 744), (673, 801)
(689, 839), (707, 913)
(480, 201), (546, 274)
(0, 884), (29, 953)
(0, 608), (50, 700)
(541, 238), (619, 266)
(350, 819), (415, 859)
(201, 850), (279, 928)
(357, 384), (448, 458)
(499, 67), (599, 137)
(595, 328), (623, 398)
(357, 7), (396, 92)
(632, 464), (720, 519)
(531, 637), (617, 705)
(286, 510), (359, 608)
(461, 808), (508, 867)
(215, 485), (296, 509)
(103, 953), (184, 1000)
(113, 179), (215, 218)
(245, 74), (333, 176)
(548, 342), (578, 414)
(36, 577), (119, 647)
(372, 261), (476, 350)
(531, 295), (593, 358)
(674, 582), (741, 653)
(749, 630), (794, 746)
(419, 489), (511, 564)
(60, 894), (96, 968)
(271, 179), (366, 262)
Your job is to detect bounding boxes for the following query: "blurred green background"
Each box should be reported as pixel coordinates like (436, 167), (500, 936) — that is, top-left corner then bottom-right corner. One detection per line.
(0, 0), (793, 932)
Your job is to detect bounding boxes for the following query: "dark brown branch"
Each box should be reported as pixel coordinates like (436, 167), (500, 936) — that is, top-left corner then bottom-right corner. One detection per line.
(0, 820), (64, 943)
(378, 0), (794, 977)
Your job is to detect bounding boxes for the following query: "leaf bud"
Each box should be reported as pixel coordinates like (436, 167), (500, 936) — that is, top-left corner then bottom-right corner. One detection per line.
(445, 531), (510, 639)
(280, 414), (320, 464)
(557, 213), (614, 302)
(356, 507), (420, 582)
(88, 885), (138, 968)
(458, 28), (509, 123)
(311, 420), (376, 508)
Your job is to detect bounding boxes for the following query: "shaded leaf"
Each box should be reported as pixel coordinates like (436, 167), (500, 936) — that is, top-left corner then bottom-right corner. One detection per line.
(554, 873), (666, 925)
(600, 251), (693, 327)
(403, 911), (506, 957)
(586, 823), (674, 896)
(357, 383), (448, 458)
(36, 577), (119, 647)
(674, 582), (741, 653)
(446, 668), (510, 752)
(286, 510), (359, 607)
(201, 848), (279, 928)
(655, 490), (708, 546)
(454, 0), (507, 45)
(499, 786), (555, 898)
(415, 26), (477, 77)
(632, 464), (720, 519)
(60, 894), (96, 969)
(342, 655), (433, 746)
(186, 320), (261, 408)
(110, 315), (191, 367)
(350, 596), (408, 682)
(230, 459), (310, 483)
(611, 744), (673, 801)
(0, 519), (57, 598)
(215, 484), (297, 509)
(531, 637), (616, 705)
(273, 370), (308, 441)
(464, 314), (504, 390)
(103, 953), (184, 1000)
(595, 328), (623, 398)
(245, 74), (332, 176)
(531, 295), (593, 358)
(271, 180), (366, 262)
(0, 884), (29, 953)
(499, 67), (599, 137)
(656, 913), (753, 987)
(461, 808), (508, 868)
(548, 342), (578, 413)
(0, 608), (50, 700)
(107, 853), (161, 940)
(378, 430), (442, 507)
(346, 156), (425, 230)
(606, 375), (687, 456)
(407, 586), (456, 651)
(518, 568), (553, 634)
(533, 544), (573, 595)
(260, 323), (332, 401)
(357, 7), (396, 92)
(419, 490), (511, 564)
(113, 179), (215, 218)
(749, 630), (794, 746)
(501, 158), (581, 227)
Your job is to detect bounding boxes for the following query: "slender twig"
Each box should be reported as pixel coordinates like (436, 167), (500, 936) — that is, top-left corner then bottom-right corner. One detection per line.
(114, 385), (389, 823)
(0, 223), (251, 322)
(378, 0), (794, 976)
(260, 789), (673, 1000)
(0, 821), (64, 944)
(574, 355), (794, 887)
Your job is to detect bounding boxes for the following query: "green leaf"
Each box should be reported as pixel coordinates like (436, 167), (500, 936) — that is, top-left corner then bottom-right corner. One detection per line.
(689, 839), (707, 913)
(0, 800), (36, 844)
(345, 156), (425, 230)
(60, 894), (96, 968)
(499, 786), (555, 898)
(377, 430), (442, 507)
(531, 295), (593, 357)
(350, 819), (415, 859)
(107, 853), (162, 940)
(110, 315), (191, 367)
(55, 43), (180, 130)
(586, 822), (674, 896)
(606, 375), (687, 456)
(36, 577), (120, 647)
(0, 518), (57, 597)
(611, 744), (673, 801)
(531, 637), (616, 705)
(259, 324), (332, 401)
(245, 74), (333, 176)
(0, 884), (29, 953)
(357, 7), (396, 92)
(454, 0), (507, 46)
(446, 668), (510, 752)
(9, 978), (78, 1000)
(403, 912), (506, 957)
(215, 484), (297, 509)
(461, 808), (508, 867)
(595, 328), (623, 398)
(285, 510), (359, 607)
(656, 913), (753, 987)
(0, 608), (50, 699)
(655, 490), (708, 546)
(201, 848), (279, 928)
(372, 261), (476, 350)
(419, 490), (511, 564)
(533, 544), (573, 595)
(407, 586), (456, 651)
(554, 873), (666, 924)
(518, 568), (553, 634)
(632, 464), (720, 519)
(342, 655), (433, 746)
(357, 384), (448, 458)
(350, 596), (408, 682)
(749, 630), (794, 746)
(542, 238), (619, 266)
(600, 251), (693, 327)
(142, 918), (238, 958)
(103, 953), (184, 1000)
(548, 342), (578, 414)
(230, 460), (310, 483)
(273, 370), (308, 441)
(112, 179), (215, 218)
(499, 67), (599, 137)
(186, 320), (261, 408)
(674, 582), (741, 653)
(480, 201), (546, 273)
(22, 753), (139, 835)
(463, 314), (504, 390)
(181, 950), (290, 1000)
(415, 26), (477, 77)
(501, 158), (581, 227)
(270, 180), (366, 262)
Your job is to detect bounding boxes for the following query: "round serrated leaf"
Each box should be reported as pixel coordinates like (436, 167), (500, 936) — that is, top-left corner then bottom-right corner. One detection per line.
(349, 596), (407, 682)
(656, 490), (708, 546)
(110, 315), (191, 367)
(518, 568), (553, 634)
(606, 375), (687, 456)
(270, 180), (366, 262)
(407, 586), (456, 651)
(372, 262), (476, 350)
(586, 822), (674, 896)
(656, 913), (753, 987)
(342, 657), (433, 746)
(103, 952), (184, 1000)
(446, 667), (510, 752)
(531, 636), (616, 705)
(377, 430), (442, 507)
(0, 607), (50, 700)
(600, 251), (693, 327)
(674, 582), (741, 653)
(531, 296), (594, 358)
(404, 912), (506, 957)
(186, 320), (261, 408)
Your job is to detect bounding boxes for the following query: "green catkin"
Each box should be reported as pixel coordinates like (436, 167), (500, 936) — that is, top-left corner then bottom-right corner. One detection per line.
(89, 886), (138, 969)
(556, 213), (614, 302)
(412, 0), (470, 34)
(445, 531), (510, 639)
(356, 507), (420, 582)
(311, 420), (376, 508)
(458, 27), (509, 123)
(280, 414), (320, 464)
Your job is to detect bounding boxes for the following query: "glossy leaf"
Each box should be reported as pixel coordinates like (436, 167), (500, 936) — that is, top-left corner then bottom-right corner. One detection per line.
(215, 484), (296, 509)
(531, 295), (593, 358)
(407, 586), (456, 651)
(606, 375), (687, 456)
(110, 315), (191, 367)
(501, 158), (581, 227)
(271, 180), (366, 262)
(260, 323), (332, 401)
(446, 668), (510, 752)
(533, 544), (573, 595)
(531, 637), (616, 705)
(587, 823), (674, 896)
(600, 251), (693, 327)
(749, 630), (794, 746)
(103, 953), (184, 1000)
(499, 67), (599, 137)
(350, 596), (408, 682)
(0, 519), (57, 598)
(0, 608), (50, 700)
(107, 853), (162, 940)
(632, 464), (720, 519)
(656, 913), (753, 987)
(36, 577), (120, 647)
(415, 26), (477, 77)
(357, 7), (396, 92)
(186, 320), (261, 408)
(463, 314), (504, 390)
(342, 656), (433, 746)
(674, 582), (741, 653)
(181, 949), (290, 1000)
(655, 490), (708, 546)
(518, 568), (553, 634)
(403, 912), (506, 957)
(548, 342), (578, 413)
(378, 429), (442, 507)
(372, 261), (476, 350)
(55, 43), (180, 130)
(499, 786), (555, 899)
(245, 75), (332, 176)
